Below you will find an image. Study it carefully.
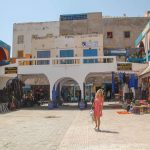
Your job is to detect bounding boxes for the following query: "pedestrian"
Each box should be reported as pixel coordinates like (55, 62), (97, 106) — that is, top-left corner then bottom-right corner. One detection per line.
(93, 89), (104, 131)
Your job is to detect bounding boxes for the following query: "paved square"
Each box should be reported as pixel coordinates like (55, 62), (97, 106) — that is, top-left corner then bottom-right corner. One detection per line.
(0, 104), (150, 150)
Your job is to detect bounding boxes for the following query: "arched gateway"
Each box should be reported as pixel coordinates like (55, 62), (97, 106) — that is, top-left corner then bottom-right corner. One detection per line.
(0, 56), (118, 105)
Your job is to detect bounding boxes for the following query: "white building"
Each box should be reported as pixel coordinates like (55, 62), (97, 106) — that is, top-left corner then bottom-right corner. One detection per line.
(0, 12), (149, 104)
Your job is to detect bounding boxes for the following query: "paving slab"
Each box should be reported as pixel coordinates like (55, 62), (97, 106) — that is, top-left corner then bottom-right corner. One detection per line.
(0, 103), (150, 150)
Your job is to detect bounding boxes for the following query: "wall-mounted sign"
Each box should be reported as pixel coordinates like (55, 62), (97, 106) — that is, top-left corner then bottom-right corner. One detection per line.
(5, 67), (17, 74)
(117, 63), (132, 71)
(82, 41), (98, 48)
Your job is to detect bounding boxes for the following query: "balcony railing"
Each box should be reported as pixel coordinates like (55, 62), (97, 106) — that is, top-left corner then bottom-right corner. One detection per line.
(16, 56), (116, 66)
(127, 50), (150, 63)
(127, 57), (146, 63)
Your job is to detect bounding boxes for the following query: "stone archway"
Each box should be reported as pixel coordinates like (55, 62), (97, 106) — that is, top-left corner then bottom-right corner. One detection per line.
(52, 77), (81, 106)
(84, 72), (112, 101)
(19, 74), (50, 102)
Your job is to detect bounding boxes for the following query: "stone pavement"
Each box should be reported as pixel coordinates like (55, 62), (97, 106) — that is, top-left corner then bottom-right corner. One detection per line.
(0, 103), (150, 150)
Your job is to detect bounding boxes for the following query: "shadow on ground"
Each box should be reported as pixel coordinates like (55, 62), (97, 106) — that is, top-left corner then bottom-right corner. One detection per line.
(99, 130), (119, 134)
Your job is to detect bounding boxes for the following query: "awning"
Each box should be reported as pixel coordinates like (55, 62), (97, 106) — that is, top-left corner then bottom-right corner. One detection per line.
(139, 65), (150, 78)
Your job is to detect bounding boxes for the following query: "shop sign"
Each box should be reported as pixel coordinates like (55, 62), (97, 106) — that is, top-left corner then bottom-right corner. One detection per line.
(82, 41), (98, 48)
(5, 67), (17, 74)
(117, 63), (132, 71)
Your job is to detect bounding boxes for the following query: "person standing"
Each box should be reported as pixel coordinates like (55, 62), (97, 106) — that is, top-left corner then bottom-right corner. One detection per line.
(93, 89), (104, 131)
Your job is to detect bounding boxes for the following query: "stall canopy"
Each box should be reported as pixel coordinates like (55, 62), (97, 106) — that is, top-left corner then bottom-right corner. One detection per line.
(19, 74), (49, 85)
(24, 77), (49, 85)
(140, 65), (150, 78)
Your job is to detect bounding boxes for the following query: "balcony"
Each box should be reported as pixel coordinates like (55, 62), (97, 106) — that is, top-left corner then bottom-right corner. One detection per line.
(127, 57), (146, 63)
(127, 50), (150, 63)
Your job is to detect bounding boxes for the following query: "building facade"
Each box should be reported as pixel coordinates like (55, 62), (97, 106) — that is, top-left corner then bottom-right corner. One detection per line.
(1, 11), (149, 104)
(12, 12), (150, 60)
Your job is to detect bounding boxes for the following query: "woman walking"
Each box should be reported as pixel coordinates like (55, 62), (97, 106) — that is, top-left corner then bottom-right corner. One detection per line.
(93, 89), (104, 131)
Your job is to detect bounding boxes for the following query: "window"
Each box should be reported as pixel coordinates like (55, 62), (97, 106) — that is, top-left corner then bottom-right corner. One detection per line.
(18, 50), (24, 58)
(60, 50), (74, 64)
(107, 32), (113, 38)
(60, 50), (74, 57)
(124, 31), (130, 38)
(37, 51), (50, 58)
(83, 49), (98, 63)
(37, 50), (51, 65)
(17, 35), (24, 44)
(60, 14), (87, 21)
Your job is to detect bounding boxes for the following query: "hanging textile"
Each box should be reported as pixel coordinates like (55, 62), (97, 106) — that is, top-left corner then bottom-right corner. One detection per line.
(123, 73), (126, 83)
(129, 74), (135, 88)
(112, 72), (115, 95)
(119, 72), (124, 85)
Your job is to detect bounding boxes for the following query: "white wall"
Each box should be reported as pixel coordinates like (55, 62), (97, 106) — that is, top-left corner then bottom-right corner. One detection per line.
(31, 34), (103, 58)
(17, 58), (116, 99)
(13, 21), (59, 57)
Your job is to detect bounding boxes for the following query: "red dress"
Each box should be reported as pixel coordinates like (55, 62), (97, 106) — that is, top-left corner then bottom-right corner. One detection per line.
(94, 97), (104, 118)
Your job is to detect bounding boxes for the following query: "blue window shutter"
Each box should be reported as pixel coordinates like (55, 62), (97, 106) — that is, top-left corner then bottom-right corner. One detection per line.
(83, 49), (98, 63)
(60, 50), (74, 64)
(37, 50), (50, 65)
(83, 49), (97, 56)
(60, 50), (74, 57)
(37, 51), (50, 58)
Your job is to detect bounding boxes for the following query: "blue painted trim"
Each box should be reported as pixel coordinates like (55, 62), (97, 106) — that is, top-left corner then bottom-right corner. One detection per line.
(60, 13), (87, 21)
(127, 58), (146, 63)
(135, 20), (150, 46)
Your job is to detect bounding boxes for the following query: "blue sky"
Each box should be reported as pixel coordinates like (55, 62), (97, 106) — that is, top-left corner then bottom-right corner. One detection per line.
(1, 0), (150, 48)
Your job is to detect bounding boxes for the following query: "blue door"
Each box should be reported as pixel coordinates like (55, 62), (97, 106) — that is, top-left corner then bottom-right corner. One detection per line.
(60, 50), (74, 64)
(37, 51), (50, 65)
(83, 49), (98, 63)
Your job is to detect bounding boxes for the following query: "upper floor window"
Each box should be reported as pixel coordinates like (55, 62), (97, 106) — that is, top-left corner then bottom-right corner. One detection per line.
(83, 49), (98, 63)
(107, 32), (113, 38)
(17, 35), (24, 44)
(37, 50), (51, 58)
(17, 50), (24, 58)
(60, 14), (87, 21)
(60, 50), (74, 57)
(60, 50), (74, 64)
(37, 50), (51, 65)
(124, 31), (130, 38)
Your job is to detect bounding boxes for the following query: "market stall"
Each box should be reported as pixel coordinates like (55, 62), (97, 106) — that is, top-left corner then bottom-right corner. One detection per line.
(112, 63), (139, 102)
(139, 65), (150, 101)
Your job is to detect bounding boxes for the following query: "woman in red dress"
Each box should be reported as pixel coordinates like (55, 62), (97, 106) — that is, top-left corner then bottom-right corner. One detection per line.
(93, 89), (104, 131)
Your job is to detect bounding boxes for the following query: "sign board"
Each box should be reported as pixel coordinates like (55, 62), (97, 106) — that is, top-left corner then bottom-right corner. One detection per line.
(82, 41), (98, 48)
(117, 63), (132, 71)
(5, 67), (17, 74)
